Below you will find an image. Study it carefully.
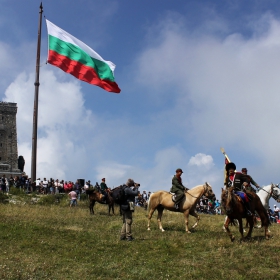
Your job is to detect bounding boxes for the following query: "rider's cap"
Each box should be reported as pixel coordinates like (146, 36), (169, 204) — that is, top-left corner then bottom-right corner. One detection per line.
(241, 168), (247, 172)
(226, 162), (236, 171)
(176, 168), (183, 173)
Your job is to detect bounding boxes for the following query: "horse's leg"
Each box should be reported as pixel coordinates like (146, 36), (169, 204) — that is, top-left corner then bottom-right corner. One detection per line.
(147, 206), (156, 231)
(223, 216), (235, 242)
(183, 210), (191, 233)
(157, 206), (165, 232)
(89, 199), (94, 215)
(112, 203), (115, 215)
(189, 209), (200, 231)
(245, 217), (254, 239)
(237, 218), (245, 241)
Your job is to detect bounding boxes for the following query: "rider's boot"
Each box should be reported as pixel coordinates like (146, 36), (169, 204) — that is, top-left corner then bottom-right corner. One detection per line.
(245, 203), (252, 216)
(174, 202), (179, 210)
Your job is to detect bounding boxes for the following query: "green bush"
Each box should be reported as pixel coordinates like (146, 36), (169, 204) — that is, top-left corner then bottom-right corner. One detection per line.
(9, 187), (26, 196)
(0, 192), (9, 203)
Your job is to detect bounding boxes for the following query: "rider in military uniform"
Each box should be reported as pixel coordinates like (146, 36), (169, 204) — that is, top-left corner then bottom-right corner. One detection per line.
(170, 168), (189, 210)
(241, 168), (260, 193)
(100, 178), (108, 203)
(225, 162), (252, 216)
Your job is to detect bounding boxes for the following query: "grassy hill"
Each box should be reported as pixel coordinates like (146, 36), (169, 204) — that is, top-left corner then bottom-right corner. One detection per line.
(0, 196), (279, 279)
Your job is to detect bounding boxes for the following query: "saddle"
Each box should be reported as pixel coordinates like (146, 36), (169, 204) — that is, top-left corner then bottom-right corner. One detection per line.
(170, 192), (176, 202)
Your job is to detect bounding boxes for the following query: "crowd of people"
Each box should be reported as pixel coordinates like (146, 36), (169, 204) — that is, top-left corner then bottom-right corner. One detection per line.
(0, 174), (151, 207)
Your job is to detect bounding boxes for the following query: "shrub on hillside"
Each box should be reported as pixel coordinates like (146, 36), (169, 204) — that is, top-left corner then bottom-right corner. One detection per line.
(0, 192), (9, 203)
(9, 187), (26, 196)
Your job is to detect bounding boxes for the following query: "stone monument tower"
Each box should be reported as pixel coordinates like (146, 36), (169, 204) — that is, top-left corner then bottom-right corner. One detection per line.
(0, 102), (22, 177)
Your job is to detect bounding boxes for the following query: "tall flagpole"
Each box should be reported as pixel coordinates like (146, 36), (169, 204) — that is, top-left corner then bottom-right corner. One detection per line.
(31, 3), (43, 184)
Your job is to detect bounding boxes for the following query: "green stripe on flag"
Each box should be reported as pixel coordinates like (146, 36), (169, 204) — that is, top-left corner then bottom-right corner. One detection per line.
(49, 35), (115, 82)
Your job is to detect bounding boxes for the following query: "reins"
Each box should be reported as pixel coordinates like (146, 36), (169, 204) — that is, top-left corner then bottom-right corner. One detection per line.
(185, 184), (208, 199)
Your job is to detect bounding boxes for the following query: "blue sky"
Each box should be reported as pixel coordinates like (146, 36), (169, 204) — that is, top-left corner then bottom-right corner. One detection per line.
(1, 0), (280, 206)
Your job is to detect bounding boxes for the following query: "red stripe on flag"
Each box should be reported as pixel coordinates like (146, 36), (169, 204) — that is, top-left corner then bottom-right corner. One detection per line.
(48, 50), (121, 93)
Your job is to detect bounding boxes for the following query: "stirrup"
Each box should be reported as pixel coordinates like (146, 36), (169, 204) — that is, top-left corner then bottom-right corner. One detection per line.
(246, 210), (252, 216)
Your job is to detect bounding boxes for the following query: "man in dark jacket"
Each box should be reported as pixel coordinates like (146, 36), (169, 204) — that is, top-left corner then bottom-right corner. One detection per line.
(120, 178), (140, 241)
(225, 162), (252, 216)
(170, 168), (188, 210)
(241, 168), (260, 192)
(100, 178), (108, 203)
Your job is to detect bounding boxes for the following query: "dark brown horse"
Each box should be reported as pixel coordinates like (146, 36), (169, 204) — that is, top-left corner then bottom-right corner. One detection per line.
(86, 188), (115, 215)
(221, 187), (270, 241)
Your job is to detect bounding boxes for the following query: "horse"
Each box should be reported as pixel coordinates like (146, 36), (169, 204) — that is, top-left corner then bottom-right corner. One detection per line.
(86, 187), (115, 215)
(257, 184), (280, 210)
(147, 182), (216, 233)
(221, 187), (270, 242)
(224, 184), (280, 231)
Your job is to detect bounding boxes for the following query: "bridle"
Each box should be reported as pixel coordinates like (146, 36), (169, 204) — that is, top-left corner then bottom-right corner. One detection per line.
(185, 183), (212, 199)
(258, 184), (280, 201)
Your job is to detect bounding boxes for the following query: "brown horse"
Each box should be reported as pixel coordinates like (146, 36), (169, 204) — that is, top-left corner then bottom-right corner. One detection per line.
(147, 183), (216, 233)
(86, 188), (115, 215)
(221, 187), (270, 242)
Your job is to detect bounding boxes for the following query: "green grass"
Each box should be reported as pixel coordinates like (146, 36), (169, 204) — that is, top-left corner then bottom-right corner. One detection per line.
(0, 199), (279, 279)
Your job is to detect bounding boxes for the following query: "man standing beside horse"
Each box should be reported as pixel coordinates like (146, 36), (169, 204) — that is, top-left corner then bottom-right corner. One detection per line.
(170, 168), (189, 210)
(120, 179), (140, 241)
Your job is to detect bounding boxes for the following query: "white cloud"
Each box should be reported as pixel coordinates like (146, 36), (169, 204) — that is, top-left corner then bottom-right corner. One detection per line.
(188, 153), (214, 169)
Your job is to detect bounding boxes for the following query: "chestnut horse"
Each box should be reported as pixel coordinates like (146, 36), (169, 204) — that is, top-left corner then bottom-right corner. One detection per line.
(221, 187), (270, 242)
(147, 183), (216, 233)
(86, 188), (115, 215)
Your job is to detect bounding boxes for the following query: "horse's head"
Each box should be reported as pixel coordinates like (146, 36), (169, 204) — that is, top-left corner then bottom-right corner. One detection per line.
(271, 183), (280, 202)
(203, 182), (216, 201)
(221, 187), (234, 215)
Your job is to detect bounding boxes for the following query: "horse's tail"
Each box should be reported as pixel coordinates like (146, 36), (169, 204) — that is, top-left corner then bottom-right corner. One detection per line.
(147, 192), (162, 212)
(147, 193), (154, 212)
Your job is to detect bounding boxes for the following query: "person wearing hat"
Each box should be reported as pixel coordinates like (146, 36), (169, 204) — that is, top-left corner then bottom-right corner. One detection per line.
(225, 162), (252, 216)
(120, 178), (140, 241)
(100, 178), (108, 203)
(274, 205), (280, 220)
(170, 168), (189, 210)
(241, 168), (260, 192)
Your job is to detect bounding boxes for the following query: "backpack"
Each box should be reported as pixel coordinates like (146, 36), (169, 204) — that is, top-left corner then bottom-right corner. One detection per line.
(112, 185), (128, 205)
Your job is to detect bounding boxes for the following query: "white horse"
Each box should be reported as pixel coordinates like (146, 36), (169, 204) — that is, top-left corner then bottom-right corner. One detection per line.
(256, 184), (280, 210)
(223, 184), (280, 232)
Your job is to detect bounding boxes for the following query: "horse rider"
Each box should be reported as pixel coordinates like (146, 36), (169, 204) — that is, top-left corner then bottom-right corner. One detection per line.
(225, 162), (252, 216)
(120, 179), (140, 241)
(100, 178), (108, 203)
(170, 168), (189, 210)
(241, 167), (260, 192)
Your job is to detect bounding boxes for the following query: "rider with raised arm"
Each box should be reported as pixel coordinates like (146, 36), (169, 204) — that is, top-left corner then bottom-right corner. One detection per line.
(170, 168), (189, 210)
(225, 162), (252, 216)
(241, 168), (260, 193)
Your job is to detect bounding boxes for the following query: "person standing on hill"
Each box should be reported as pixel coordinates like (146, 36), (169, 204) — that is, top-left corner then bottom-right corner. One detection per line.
(120, 179), (140, 241)
(68, 189), (78, 207)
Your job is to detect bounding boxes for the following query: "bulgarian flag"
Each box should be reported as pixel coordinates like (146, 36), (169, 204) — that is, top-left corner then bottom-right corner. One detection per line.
(46, 20), (121, 93)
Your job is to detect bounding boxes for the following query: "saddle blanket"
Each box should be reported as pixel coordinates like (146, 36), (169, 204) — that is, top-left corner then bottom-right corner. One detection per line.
(235, 191), (249, 203)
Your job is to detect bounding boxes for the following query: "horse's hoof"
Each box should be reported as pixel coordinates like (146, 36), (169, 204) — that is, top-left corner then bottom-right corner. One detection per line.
(231, 236), (235, 242)
(161, 229), (165, 232)
(187, 231), (191, 234)
(147, 228), (150, 231)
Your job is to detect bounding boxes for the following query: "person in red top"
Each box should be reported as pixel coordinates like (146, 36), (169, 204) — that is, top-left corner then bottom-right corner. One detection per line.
(225, 162), (252, 216)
